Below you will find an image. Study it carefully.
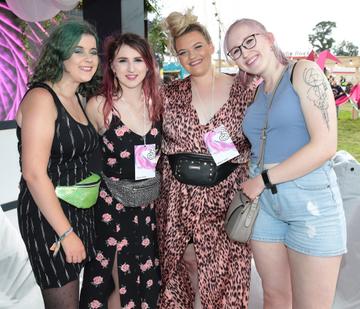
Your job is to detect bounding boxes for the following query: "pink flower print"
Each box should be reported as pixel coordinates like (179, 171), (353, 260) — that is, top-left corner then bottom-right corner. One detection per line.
(133, 216), (138, 224)
(100, 259), (109, 268)
(125, 301), (135, 309)
(106, 142), (114, 152)
(120, 150), (131, 158)
(146, 279), (153, 288)
(92, 276), (104, 286)
(116, 224), (120, 232)
(116, 242), (123, 252)
(150, 128), (158, 136)
(140, 263), (147, 272)
(96, 252), (105, 262)
(141, 302), (149, 309)
(89, 300), (102, 309)
(117, 238), (128, 252)
(119, 287), (127, 295)
(106, 237), (117, 246)
(142, 238), (150, 247)
(154, 258), (160, 266)
(99, 190), (107, 199)
(136, 276), (140, 284)
(145, 259), (153, 269)
(120, 263), (130, 273)
(102, 213), (112, 223)
(145, 216), (151, 224)
(105, 196), (113, 205)
(120, 238), (128, 247)
(151, 223), (156, 231)
(107, 158), (117, 166)
(115, 203), (124, 211)
(102, 136), (109, 144)
(115, 127), (126, 137)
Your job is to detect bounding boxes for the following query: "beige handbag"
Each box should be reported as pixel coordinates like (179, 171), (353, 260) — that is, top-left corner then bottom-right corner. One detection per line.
(225, 65), (289, 243)
(225, 192), (259, 243)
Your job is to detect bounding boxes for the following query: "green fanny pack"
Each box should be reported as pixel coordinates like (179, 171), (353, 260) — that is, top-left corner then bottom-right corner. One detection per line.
(55, 173), (101, 209)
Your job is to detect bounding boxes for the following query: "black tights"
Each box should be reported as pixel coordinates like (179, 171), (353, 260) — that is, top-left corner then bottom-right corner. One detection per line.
(41, 279), (79, 309)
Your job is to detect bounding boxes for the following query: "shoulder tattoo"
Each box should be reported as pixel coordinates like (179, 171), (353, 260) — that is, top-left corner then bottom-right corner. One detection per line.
(303, 67), (330, 130)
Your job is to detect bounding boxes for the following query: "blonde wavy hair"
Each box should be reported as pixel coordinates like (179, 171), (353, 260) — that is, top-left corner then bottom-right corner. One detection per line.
(162, 9), (212, 55)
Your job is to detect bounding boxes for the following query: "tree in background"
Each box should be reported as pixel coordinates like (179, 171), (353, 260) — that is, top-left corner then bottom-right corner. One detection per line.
(308, 21), (336, 52)
(333, 40), (359, 56)
(145, 0), (167, 67)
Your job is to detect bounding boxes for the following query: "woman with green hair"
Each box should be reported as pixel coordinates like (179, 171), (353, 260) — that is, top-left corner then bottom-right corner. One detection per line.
(16, 20), (101, 309)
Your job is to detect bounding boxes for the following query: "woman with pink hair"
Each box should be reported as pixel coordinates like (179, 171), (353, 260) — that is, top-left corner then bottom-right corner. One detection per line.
(225, 18), (346, 309)
(80, 32), (162, 309)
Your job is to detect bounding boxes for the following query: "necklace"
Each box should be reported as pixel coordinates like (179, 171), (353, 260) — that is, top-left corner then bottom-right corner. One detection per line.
(192, 67), (215, 124)
(119, 92), (147, 145)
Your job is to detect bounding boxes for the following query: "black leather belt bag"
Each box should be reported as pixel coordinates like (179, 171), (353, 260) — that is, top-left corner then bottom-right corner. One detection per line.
(168, 152), (238, 187)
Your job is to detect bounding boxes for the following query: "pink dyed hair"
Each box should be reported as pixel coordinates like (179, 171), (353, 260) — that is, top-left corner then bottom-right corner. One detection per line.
(224, 18), (289, 87)
(101, 32), (163, 127)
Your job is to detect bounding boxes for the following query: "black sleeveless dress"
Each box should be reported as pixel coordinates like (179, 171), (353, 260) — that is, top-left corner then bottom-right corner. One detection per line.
(80, 115), (162, 309)
(17, 83), (98, 289)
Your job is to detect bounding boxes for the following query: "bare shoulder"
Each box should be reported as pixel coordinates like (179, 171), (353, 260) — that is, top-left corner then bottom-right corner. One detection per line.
(22, 87), (56, 109)
(86, 95), (105, 114)
(292, 59), (327, 91)
(86, 95), (106, 132)
(17, 87), (57, 126)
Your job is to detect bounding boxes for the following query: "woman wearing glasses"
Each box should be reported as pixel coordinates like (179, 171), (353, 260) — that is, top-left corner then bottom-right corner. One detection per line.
(156, 9), (255, 309)
(225, 19), (346, 308)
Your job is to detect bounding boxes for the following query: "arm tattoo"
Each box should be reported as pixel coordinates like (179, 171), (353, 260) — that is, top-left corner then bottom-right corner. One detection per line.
(303, 67), (330, 130)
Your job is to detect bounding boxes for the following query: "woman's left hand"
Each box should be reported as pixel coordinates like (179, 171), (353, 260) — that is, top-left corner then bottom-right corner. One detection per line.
(239, 175), (265, 200)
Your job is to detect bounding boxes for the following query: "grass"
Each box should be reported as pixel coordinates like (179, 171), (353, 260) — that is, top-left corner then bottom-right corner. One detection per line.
(337, 102), (360, 161)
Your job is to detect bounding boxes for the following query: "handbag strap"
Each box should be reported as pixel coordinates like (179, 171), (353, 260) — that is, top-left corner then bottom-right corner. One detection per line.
(257, 64), (289, 170)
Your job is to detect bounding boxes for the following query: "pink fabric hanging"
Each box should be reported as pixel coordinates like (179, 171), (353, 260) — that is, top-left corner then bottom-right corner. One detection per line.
(316, 50), (341, 70)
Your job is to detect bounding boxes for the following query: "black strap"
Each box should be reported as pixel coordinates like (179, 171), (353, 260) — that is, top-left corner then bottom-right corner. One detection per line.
(31, 82), (90, 124)
(75, 92), (92, 123)
(290, 61), (298, 84)
(30, 82), (62, 115)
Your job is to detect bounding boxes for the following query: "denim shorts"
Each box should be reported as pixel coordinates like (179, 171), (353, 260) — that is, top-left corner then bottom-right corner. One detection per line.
(250, 161), (347, 256)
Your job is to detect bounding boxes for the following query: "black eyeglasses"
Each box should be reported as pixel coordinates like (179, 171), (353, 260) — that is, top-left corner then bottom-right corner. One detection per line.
(227, 33), (262, 61)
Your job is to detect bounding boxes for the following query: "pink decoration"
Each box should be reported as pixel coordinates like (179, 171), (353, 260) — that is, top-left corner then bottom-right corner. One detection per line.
(306, 50), (317, 61)
(135, 146), (156, 169)
(203, 130), (235, 154)
(349, 84), (360, 104)
(316, 50), (341, 70)
(5, 0), (60, 22)
(335, 84), (360, 106)
(336, 94), (349, 106)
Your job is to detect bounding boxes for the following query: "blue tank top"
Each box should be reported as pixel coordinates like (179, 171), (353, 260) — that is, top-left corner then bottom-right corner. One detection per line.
(242, 65), (310, 164)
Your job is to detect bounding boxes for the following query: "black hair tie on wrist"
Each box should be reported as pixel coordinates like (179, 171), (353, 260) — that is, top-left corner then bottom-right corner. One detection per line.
(261, 169), (277, 194)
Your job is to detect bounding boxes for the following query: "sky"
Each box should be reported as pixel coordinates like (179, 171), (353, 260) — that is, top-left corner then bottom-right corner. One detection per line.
(158, 0), (360, 57)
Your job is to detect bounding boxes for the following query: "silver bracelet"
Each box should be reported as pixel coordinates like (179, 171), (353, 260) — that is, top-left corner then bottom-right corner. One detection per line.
(59, 226), (73, 242)
(50, 226), (73, 257)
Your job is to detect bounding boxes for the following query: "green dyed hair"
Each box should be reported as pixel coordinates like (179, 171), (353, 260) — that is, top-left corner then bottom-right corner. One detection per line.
(29, 20), (101, 97)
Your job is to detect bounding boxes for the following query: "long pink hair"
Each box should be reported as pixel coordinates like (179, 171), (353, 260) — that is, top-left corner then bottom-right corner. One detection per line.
(224, 18), (289, 87)
(101, 32), (163, 127)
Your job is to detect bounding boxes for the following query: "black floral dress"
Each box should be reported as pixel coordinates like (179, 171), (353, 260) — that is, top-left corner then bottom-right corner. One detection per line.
(80, 115), (162, 309)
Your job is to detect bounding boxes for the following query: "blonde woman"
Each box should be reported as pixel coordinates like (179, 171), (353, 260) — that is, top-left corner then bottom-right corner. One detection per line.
(156, 10), (255, 309)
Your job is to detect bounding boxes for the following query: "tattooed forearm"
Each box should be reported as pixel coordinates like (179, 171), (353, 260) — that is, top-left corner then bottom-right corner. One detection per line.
(303, 67), (330, 130)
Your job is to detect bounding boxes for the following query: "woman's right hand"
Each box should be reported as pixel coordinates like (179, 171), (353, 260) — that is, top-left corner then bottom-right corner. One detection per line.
(239, 175), (265, 201)
(61, 231), (86, 264)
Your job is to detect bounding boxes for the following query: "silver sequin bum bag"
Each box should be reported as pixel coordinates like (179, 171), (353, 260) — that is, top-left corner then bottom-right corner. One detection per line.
(102, 172), (160, 207)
